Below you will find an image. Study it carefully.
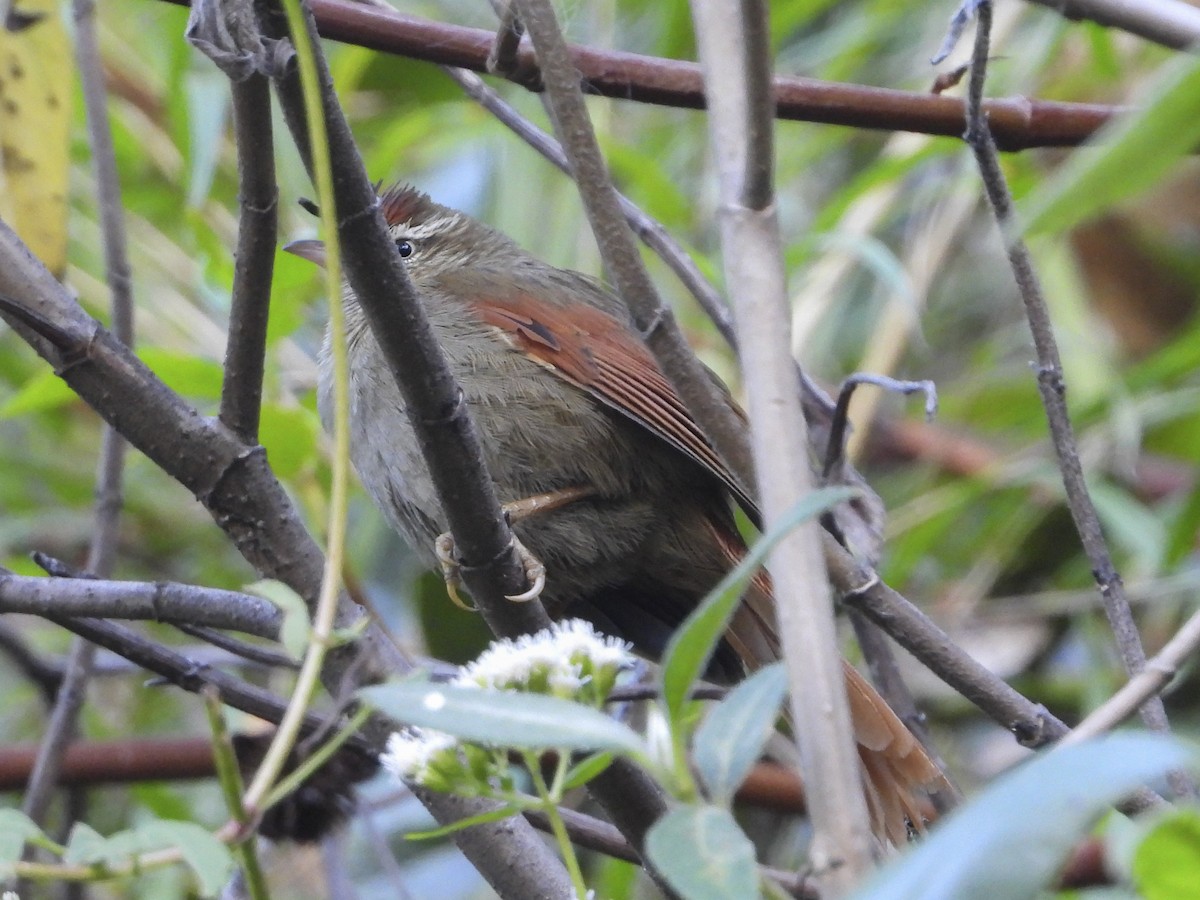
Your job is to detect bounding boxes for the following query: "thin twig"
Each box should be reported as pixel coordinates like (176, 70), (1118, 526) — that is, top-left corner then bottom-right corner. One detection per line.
(34, 613), (341, 742)
(0, 571), (283, 639)
(21, 0), (134, 828)
(219, 74), (278, 443)
(512, 0), (758, 495)
(0, 621), (63, 702)
(822, 375), (937, 480)
(175, 624), (299, 669)
(956, 0), (1188, 795)
(829, 536), (1070, 746)
(1024, 0), (1200, 51)
(1062, 607), (1200, 746)
(484, 0), (525, 78)
(439, 65), (738, 346)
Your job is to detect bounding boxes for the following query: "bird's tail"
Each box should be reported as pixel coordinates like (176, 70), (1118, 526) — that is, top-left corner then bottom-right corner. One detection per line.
(720, 536), (945, 844)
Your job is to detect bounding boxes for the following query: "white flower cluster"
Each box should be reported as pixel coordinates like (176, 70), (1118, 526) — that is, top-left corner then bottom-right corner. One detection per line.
(382, 620), (634, 793)
(454, 618), (633, 704)
(381, 728), (457, 783)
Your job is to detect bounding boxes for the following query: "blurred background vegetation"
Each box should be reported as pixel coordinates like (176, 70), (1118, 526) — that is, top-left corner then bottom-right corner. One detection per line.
(2, 0), (1199, 896)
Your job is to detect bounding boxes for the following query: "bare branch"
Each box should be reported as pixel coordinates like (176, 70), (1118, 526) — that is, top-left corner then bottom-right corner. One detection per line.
(513, 0), (757, 491)
(0, 572), (282, 639)
(1063, 607), (1200, 746)
(690, 0), (873, 889)
(1024, 0), (1200, 50)
(955, 0), (1188, 796)
(21, 0), (136, 827)
(220, 74), (278, 443)
(164, 0), (1128, 150)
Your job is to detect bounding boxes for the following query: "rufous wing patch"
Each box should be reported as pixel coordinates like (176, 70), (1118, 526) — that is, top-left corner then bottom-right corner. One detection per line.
(471, 289), (757, 516)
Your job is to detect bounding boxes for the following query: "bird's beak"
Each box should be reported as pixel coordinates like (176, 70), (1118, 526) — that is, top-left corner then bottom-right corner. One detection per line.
(283, 239), (326, 268)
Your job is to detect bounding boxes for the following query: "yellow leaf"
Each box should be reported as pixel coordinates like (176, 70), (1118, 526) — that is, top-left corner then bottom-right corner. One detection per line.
(0, 0), (71, 277)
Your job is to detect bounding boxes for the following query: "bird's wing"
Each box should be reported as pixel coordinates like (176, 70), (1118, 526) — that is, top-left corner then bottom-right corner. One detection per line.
(456, 278), (758, 519)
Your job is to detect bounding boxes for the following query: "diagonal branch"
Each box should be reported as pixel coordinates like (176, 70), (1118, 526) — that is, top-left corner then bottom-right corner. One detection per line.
(955, 0), (1187, 797)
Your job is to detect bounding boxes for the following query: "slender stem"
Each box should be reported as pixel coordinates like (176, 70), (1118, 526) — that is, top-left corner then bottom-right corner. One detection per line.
(203, 690), (269, 900)
(242, 0), (349, 813)
(959, 0), (1186, 796)
(525, 751), (588, 899)
(689, 0), (873, 888)
(263, 706), (372, 810)
(1062, 607), (1200, 746)
(219, 73), (278, 444)
(21, 0), (134, 828)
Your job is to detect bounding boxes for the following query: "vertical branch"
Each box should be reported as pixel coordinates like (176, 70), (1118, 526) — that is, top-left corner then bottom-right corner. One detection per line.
(688, 0), (874, 892)
(219, 75), (278, 443)
(509, 0), (758, 493)
(958, 0), (1187, 795)
(440, 65), (739, 347)
(20, 0), (134, 827)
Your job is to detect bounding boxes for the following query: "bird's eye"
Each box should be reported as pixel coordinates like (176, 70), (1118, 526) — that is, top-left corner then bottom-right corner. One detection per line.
(396, 239), (415, 259)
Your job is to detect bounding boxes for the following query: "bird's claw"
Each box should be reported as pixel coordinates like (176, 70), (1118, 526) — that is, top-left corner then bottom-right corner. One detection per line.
(504, 534), (545, 603)
(435, 533), (476, 611)
(434, 532), (546, 607)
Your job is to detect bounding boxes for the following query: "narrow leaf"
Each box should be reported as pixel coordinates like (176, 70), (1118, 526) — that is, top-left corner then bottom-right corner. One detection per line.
(246, 579), (310, 659)
(62, 821), (107, 865)
(149, 821), (235, 896)
(852, 734), (1195, 900)
(0, 809), (45, 865)
(563, 751), (615, 790)
(359, 681), (646, 756)
(1021, 53), (1200, 236)
(406, 804), (522, 840)
(646, 805), (761, 900)
(694, 663), (788, 805)
(660, 487), (857, 724)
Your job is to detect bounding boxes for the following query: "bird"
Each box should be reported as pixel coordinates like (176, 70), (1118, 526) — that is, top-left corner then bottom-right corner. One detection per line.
(286, 184), (943, 843)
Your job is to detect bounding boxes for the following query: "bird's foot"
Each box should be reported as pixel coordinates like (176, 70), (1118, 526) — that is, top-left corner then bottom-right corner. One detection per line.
(435, 532), (475, 611)
(434, 530), (547, 608)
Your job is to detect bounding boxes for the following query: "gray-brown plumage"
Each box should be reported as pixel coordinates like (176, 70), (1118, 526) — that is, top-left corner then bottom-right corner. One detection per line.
(290, 185), (943, 843)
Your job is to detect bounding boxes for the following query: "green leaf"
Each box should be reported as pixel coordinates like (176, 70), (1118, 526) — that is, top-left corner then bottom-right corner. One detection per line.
(1088, 483), (1163, 571)
(0, 809), (45, 865)
(138, 347), (224, 401)
(1021, 53), (1200, 236)
(852, 734), (1195, 900)
(359, 681), (647, 756)
(645, 805), (761, 900)
(406, 803), (522, 841)
(694, 663), (788, 805)
(259, 403), (320, 479)
(245, 578), (310, 659)
(660, 486), (857, 725)
(562, 751), (616, 790)
(0, 368), (75, 418)
(146, 820), (234, 896)
(62, 821), (107, 865)
(1132, 807), (1200, 900)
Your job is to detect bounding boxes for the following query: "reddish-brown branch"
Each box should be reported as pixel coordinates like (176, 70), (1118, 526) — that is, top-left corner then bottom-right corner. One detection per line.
(0, 738), (215, 790)
(159, 0), (1117, 150)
